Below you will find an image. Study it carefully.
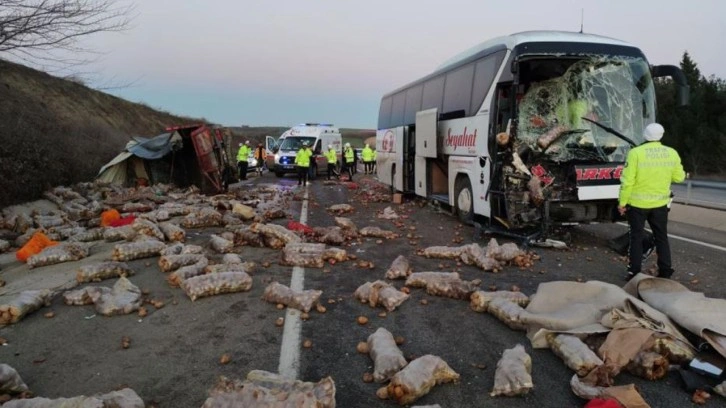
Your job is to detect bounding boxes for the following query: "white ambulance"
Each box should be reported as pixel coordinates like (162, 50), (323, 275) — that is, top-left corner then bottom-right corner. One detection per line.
(266, 124), (342, 177)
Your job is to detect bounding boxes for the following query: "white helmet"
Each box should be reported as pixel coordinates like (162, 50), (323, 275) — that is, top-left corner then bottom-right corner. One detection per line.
(328, 145), (333, 149)
(643, 123), (664, 141)
(345, 143), (351, 148)
(238, 143), (243, 147)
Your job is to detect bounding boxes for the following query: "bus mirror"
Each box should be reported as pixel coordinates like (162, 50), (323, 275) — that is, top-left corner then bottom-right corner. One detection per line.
(479, 156), (487, 167)
(652, 65), (689, 106)
(510, 60), (518, 74)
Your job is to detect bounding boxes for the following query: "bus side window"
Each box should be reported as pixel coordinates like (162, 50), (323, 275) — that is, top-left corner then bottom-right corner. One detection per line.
(443, 63), (474, 117)
(471, 50), (506, 115)
(422, 75), (445, 113)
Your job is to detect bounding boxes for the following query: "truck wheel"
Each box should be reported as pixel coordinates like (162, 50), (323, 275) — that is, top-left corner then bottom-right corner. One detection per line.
(455, 176), (474, 224)
(275, 170), (284, 178)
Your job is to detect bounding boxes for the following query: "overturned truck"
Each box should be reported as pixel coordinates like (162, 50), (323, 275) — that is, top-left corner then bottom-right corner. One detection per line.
(97, 124), (234, 193)
(376, 31), (688, 239)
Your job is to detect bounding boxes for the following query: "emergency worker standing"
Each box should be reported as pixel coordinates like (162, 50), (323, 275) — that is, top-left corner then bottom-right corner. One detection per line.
(325, 145), (339, 180)
(343, 143), (355, 181)
(618, 123), (685, 280)
(295, 141), (312, 186)
(237, 141), (252, 180)
(254, 143), (266, 176)
(361, 143), (374, 174)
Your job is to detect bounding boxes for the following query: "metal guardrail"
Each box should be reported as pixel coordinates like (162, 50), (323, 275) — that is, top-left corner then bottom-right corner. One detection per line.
(673, 179), (726, 210)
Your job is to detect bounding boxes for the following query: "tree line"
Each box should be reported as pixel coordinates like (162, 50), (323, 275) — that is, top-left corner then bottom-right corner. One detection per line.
(656, 52), (726, 176)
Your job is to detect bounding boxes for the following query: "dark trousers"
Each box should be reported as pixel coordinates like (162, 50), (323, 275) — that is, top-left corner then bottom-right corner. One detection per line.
(342, 162), (354, 180)
(327, 163), (339, 180)
(297, 166), (308, 185)
(627, 205), (673, 277)
(238, 161), (248, 180)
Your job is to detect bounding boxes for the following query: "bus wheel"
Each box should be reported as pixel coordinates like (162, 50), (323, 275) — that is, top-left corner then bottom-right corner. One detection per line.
(455, 176), (473, 224)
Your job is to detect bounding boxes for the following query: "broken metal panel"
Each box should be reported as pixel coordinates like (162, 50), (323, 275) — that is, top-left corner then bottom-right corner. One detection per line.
(498, 55), (655, 230)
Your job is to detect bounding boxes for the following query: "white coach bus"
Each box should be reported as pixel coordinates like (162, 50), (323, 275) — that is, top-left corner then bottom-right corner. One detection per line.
(376, 31), (687, 236)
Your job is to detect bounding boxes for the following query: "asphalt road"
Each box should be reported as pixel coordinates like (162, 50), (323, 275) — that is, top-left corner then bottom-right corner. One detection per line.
(0, 171), (724, 407)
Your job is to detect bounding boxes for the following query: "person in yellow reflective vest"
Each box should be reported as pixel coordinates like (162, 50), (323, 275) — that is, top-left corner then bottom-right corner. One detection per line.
(618, 123), (686, 280)
(342, 143), (355, 181)
(324, 145), (340, 180)
(295, 141), (312, 186)
(361, 143), (374, 174)
(236, 141), (252, 180)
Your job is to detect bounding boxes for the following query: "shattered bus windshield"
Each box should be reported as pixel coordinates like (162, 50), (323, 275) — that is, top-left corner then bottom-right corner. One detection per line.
(516, 56), (655, 162)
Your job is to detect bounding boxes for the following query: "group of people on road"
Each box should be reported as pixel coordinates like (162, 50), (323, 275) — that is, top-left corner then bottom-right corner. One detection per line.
(236, 141), (267, 180)
(290, 142), (375, 186)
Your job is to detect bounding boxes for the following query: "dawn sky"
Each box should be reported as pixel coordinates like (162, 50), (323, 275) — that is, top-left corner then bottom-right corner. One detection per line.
(78, 0), (725, 129)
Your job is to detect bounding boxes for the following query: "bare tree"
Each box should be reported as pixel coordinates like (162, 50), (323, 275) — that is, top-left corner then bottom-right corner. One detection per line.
(0, 0), (133, 65)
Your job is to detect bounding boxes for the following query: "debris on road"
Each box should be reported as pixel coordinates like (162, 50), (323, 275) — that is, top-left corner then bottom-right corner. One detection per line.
(487, 298), (527, 331)
(378, 207), (399, 219)
(103, 225), (137, 242)
(76, 261), (135, 283)
(490, 344), (533, 397)
(167, 256), (209, 287)
(111, 239), (166, 262)
(377, 354), (460, 405)
(334, 217), (358, 239)
(201, 371), (336, 408)
(92, 277), (142, 316)
(385, 255), (412, 279)
(249, 222), (301, 249)
(63, 277), (142, 316)
(354, 281), (409, 312)
(0, 388), (144, 407)
(547, 334), (604, 377)
(158, 222), (185, 242)
(625, 351), (668, 380)
(158, 253), (206, 273)
(359, 226), (398, 240)
(280, 243), (347, 268)
(327, 203), (354, 214)
(209, 234), (234, 253)
(367, 327), (408, 383)
(0, 290), (53, 325)
(424, 277), (481, 300)
(0, 364), (29, 394)
(262, 282), (322, 313)
(311, 226), (345, 246)
(26, 242), (90, 268)
(181, 271), (253, 301)
(404, 272), (460, 288)
(470, 290), (530, 313)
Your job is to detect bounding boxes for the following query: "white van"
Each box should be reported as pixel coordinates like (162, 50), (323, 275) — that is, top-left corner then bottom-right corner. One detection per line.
(266, 124), (342, 177)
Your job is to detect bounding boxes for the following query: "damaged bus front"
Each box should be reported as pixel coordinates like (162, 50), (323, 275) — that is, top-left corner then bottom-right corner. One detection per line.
(376, 31), (688, 240)
(492, 40), (687, 234)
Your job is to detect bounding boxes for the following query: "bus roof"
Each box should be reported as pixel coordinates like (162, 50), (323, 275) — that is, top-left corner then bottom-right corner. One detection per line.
(437, 30), (633, 71)
(381, 31), (638, 99)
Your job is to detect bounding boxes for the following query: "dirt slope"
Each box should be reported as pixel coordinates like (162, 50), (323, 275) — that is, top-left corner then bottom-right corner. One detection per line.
(0, 59), (200, 208)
